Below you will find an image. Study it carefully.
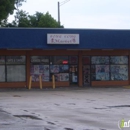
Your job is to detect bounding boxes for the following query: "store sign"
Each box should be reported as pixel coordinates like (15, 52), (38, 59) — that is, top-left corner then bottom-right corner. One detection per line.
(62, 60), (68, 64)
(31, 56), (49, 63)
(6, 56), (26, 64)
(47, 34), (79, 44)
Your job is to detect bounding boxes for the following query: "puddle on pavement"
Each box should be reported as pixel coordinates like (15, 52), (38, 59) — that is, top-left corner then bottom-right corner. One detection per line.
(13, 115), (42, 120)
(13, 95), (21, 97)
(108, 105), (130, 108)
(47, 121), (55, 125)
(44, 128), (51, 130)
(1, 123), (11, 125)
(64, 128), (74, 130)
(67, 103), (76, 105)
(95, 105), (130, 109)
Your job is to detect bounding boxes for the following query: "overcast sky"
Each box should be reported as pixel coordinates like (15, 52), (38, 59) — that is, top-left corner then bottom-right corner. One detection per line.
(9, 0), (130, 29)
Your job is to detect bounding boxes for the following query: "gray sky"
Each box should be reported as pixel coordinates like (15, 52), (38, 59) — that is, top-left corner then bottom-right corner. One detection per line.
(9, 0), (130, 29)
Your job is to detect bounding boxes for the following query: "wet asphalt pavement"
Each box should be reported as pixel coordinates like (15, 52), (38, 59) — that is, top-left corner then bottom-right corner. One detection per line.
(0, 87), (130, 130)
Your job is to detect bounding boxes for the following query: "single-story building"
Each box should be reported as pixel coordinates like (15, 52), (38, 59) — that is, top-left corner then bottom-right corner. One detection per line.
(0, 28), (130, 88)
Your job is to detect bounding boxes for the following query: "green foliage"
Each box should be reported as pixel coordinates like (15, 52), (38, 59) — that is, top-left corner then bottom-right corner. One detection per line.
(0, 0), (26, 24)
(0, 0), (15, 23)
(5, 11), (63, 28)
(15, 0), (26, 9)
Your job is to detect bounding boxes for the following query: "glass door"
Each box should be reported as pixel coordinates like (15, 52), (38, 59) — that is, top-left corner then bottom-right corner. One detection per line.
(83, 65), (90, 86)
(82, 56), (91, 86)
(69, 65), (78, 85)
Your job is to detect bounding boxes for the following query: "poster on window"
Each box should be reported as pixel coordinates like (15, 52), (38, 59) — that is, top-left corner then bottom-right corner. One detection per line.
(0, 66), (5, 82)
(60, 73), (69, 81)
(91, 56), (109, 64)
(7, 65), (26, 82)
(54, 73), (69, 81)
(72, 73), (77, 82)
(111, 65), (128, 80)
(110, 56), (128, 64)
(31, 65), (49, 81)
(59, 65), (69, 73)
(96, 65), (109, 80)
(50, 65), (59, 73)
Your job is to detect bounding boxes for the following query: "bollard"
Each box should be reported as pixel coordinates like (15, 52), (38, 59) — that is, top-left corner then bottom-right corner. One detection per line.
(39, 75), (42, 89)
(52, 75), (55, 89)
(29, 76), (32, 90)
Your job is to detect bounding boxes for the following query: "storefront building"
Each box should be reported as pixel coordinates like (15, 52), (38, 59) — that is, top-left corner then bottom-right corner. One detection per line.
(0, 28), (130, 88)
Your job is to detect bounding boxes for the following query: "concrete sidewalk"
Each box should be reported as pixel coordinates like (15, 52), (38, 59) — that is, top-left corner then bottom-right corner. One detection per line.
(0, 87), (130, 130)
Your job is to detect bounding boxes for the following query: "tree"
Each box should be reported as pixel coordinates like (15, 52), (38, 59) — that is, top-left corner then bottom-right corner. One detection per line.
(0, 0), (26, 25)
(5, 11), (63, 28)
(14, 0), (26, 24)
(0, 0), (15, 23)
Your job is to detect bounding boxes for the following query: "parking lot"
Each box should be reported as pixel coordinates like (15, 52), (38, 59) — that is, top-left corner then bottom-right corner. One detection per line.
(0, 87), (130, 130)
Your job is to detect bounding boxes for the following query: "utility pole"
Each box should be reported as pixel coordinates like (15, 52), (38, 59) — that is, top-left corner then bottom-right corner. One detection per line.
(58, 1), (60, 25)
(57, 0), (70, 26)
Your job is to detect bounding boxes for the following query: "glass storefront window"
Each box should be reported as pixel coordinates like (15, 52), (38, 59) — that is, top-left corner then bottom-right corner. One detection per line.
(95, 65), (109, 80)
(50, 56), (68, 65)
(90, 56), (128, 81)
(31, 56), (49, 64)
(59, 65), (69, 73)
(49, 56), (70, 82)
(6, 56), (26, 64)
(82, 56), (90, 64)
(7, 65), (26, 82)
(31, 65), (50, 81)
(54, 73), (69, 81)
(91, 56), (109, 64)
(110, 65), (128, 80)
(31, 56), (50, 81)
(6, 56), (26, 82)
(69, 56), (78, 64)
(0, 56), (5, 64)
(110, 56), (128, 64)
(0, 65), (5, 82)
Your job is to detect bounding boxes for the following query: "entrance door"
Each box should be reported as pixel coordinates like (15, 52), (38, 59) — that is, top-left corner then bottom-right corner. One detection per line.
(69, 65), (78, 85)
(83, 65), (91, 86)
